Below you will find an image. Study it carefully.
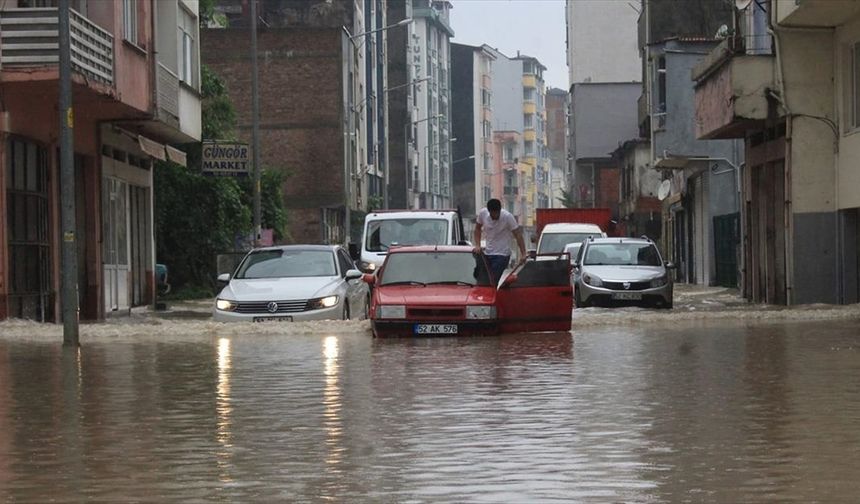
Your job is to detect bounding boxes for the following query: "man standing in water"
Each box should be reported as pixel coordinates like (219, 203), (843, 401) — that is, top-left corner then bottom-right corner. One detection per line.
(474, 198), (527, 284)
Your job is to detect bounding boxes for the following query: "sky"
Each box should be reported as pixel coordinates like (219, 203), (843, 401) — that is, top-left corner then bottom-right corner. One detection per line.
(449, 0), (568, 90)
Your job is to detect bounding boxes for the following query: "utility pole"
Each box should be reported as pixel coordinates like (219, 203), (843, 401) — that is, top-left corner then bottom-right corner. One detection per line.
(59, 0), (79, 346)
(251, 0), (262, 246)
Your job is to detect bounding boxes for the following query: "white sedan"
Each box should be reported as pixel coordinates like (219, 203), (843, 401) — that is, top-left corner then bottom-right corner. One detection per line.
(213, 245), (370, 322)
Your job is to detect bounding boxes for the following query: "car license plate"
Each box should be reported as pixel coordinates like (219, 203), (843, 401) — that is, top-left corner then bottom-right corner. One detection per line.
(612, 292), (642, 300)
(253, 316), (293, 323)
(414, 324), (458, 335)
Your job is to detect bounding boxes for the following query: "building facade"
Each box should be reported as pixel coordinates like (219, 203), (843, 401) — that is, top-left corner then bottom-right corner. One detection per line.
(694, 0), (860, 305)
(566, 0), (640, 226)
(546, 88), (570, 208)
(386, 0), (453, 211)
(0, 0), (201, 322)
(205, 0), (385, 245)
(451, 43), (495, 228)
(486, 48), (550, 233)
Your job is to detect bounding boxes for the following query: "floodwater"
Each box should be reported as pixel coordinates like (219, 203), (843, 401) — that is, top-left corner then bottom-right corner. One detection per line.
(1, 315), (860, 502)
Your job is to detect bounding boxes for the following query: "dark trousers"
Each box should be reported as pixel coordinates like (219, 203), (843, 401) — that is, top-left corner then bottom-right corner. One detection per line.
(486, 254), (510, 284)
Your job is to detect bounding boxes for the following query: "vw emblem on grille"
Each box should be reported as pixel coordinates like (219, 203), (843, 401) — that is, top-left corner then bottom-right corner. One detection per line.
(267, 302), (279, 313)
(623, 282), (631, 290)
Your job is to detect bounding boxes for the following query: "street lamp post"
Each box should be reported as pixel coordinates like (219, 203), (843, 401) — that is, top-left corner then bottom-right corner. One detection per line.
(404, 114), (443, 209)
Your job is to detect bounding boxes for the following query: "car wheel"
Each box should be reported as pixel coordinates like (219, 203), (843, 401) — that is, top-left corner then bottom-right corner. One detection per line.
(343, 302), (350, 320)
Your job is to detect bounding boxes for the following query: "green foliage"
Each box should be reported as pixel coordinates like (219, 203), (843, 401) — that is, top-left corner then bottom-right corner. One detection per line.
(367, 195), (384, 211)
(237, 168), (290, 242)
(161, 284), (215, 301)
(557, 188), (577, 209)
(155, 162), (251, 290)
(201, 65), (236, 141)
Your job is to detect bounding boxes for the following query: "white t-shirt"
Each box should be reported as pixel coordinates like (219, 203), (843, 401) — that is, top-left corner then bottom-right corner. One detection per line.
(476, 208), (519, 256)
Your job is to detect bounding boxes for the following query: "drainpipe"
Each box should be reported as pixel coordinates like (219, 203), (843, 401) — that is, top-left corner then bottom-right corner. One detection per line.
(767, 1), (794, 305)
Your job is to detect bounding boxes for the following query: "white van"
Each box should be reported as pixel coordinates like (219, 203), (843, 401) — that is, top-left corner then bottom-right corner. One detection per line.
(357, 210), (468, 272)
(536, 223), (606, 257)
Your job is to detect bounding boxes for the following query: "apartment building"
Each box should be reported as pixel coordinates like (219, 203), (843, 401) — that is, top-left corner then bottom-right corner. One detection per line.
(694, 0), (860, 305)
(0, 0), (201, 321)
(451, 42), (495, 228)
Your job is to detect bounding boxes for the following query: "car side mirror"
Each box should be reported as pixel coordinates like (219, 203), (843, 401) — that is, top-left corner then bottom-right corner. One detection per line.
(362, 273), (376, 285)
(572, 261), (580, 269)
(665, 261), (676, 269)
(501, 273), (518, 287)
(530, 235), (537, 244)
(528, 250), (536, 259)
(217, 273), (231, 283)
(345, 269), (363, 280)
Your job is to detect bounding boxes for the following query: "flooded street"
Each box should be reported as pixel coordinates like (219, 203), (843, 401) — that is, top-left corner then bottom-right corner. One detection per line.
(2, 295), (860, 502)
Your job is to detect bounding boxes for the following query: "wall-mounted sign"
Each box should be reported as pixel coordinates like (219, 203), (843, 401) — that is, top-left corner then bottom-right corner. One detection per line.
(202, 141), (249, 176)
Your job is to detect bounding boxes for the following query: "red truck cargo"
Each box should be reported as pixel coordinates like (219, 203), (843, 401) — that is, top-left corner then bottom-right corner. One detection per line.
(535, 208), (618, 238)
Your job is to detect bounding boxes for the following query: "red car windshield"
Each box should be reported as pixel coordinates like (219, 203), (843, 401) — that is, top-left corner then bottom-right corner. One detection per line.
(380, 252), (493, 287)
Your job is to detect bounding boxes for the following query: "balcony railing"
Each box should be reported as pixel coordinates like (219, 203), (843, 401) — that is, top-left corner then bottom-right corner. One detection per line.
(0, 7), (113, 85)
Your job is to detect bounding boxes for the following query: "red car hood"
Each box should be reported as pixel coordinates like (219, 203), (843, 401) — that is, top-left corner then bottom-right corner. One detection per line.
(376, 285), (496, 305)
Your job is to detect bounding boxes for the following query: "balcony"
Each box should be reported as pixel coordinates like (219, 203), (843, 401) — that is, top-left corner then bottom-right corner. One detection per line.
(776, 0), (860, 27)
(522, 74), (536, 88)
(692, 39), (774, 139)
(523, 101), (536, 114)
(0, 7), (113, 85)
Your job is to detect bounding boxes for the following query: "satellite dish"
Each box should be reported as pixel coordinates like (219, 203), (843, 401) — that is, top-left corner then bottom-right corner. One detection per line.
(657, 179), (671, 201)
(735, 0), (753, 10)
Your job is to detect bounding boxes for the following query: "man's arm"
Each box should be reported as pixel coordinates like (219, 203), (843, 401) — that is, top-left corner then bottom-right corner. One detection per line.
(513, 227), (526, 262)
(473, 223), (483, 253)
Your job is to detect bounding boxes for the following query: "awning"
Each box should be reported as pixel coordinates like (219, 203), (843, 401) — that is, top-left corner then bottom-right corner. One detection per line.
(138, 135), (166, 161)
(165, 145), (187, 167)
(653, 154), (711, 171)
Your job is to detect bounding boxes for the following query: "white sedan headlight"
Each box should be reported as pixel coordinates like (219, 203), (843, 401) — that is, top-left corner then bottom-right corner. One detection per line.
(308, 295), (339, 310)
(583, 273), (603, 287)
(377, 305), (406, 319)
(466, 305), (496, 320)
(216, 298), (237, 311)
(650, 275), (669, 288)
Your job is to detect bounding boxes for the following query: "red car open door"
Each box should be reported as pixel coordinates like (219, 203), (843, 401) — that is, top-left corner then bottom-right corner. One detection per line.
(496, 258), (573, 333)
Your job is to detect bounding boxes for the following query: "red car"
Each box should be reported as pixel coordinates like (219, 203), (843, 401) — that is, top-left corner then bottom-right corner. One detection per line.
(364, 245), (573, 337)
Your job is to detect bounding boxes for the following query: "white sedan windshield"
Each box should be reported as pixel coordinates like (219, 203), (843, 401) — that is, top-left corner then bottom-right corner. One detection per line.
(236, 250), (337, 278)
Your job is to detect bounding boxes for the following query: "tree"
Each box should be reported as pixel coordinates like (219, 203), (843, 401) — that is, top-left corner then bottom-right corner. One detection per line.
(557, 188), (577, 209)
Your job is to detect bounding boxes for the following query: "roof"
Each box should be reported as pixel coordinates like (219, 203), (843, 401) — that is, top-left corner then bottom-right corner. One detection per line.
(252, 244), (338, 252)
(386, 245), (474, 253)
(542, 223), (604, 232)
(588, 237), (653, 244)
(366, 209), (459, 219)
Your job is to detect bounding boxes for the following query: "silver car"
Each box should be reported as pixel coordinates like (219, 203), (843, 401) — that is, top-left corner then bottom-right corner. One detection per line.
(573, 237), (673, 309)
(213, 245), (370, 322)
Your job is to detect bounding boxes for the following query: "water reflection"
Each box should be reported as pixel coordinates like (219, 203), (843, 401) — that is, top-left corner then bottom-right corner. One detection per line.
(216, 337), (233, 482)
(1, 321), (860, 502)
(323, 336), (343, 466)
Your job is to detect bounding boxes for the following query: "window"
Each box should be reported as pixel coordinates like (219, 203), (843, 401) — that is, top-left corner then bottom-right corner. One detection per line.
(853, 42), (860, 129)
(524, 113), (534, 129)
(481, 89), (492, 107)
(179, 8), (197, 87)
(482, 120), (492, 138)
(123, 0), (137, 44)
(523, 88), (536, 102)
(503, 143), (515, 162)
(524, 141), (535, 156)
